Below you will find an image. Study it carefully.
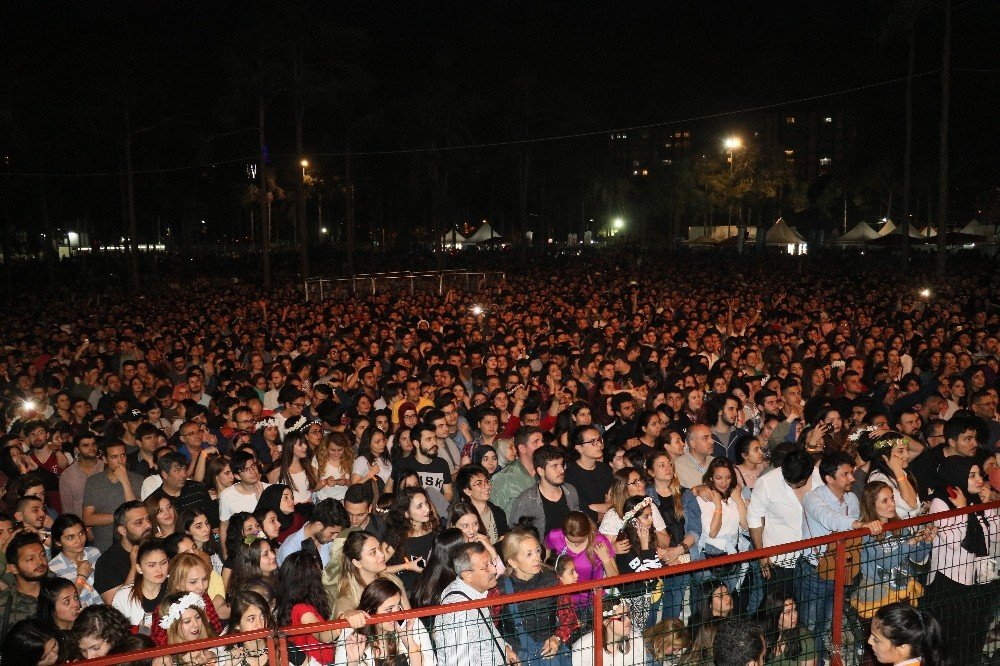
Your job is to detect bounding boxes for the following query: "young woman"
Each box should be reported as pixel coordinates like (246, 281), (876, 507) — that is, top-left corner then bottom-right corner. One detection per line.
(644, 618), (691, 666)
(410, 528), (469, 614)
(862, 431), (921, 519)
(496, 526), (577, 666)
(333, 532), (410, 618)
(853, 481), (933, 621)
(267, 432), (317, 505)
(221, 512), (262, 587)
(312, 432), (354, 502)
(543, 511), (617, 615)
(252, 506), (284, 543)
(275, 552), (336, 666)
(449, 503), (504, 573)
(613, 496), (664, 628)
(733, 434), (770, 498)
(203, 456), (235, 502)
(570, 593), (647, 666)
(220, 591), (274, 666)
(156, 591), (216, 666)
(47, 513), (102, 607)
(337, 578), (437, 666)
(758, 593), (815, 666)
(35, 577), (82, 653)
(0, 619), (61, 666)
(472, 444), (500, 477)
(146, 494), (178, 537)
(694, 458), (748, 594)
(390, 426), (416, 463)
(868, 602), (942, 666)
(150, 552), (225, 646)
(67, 604), (130, 660)
(454, 464), (508, 543)
(599, 468), (670, 545)
(111, 538), (170, 633)
(385, 488), (441, 589)
(352, 426), (393, 488)
(254, 484), (306, 545)
(226, 536), (279, 601)
(182, 507), (224, 574)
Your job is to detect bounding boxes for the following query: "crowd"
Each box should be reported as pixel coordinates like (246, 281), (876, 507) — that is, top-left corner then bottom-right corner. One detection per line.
(0, 254), (998, 666)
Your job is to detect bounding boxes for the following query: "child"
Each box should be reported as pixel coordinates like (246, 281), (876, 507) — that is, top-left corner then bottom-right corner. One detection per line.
(643, 618), (691, 666)
(545, 511), (619, 617)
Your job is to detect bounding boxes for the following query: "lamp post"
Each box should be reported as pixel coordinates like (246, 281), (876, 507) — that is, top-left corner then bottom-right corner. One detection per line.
(723, 136), (742, 234)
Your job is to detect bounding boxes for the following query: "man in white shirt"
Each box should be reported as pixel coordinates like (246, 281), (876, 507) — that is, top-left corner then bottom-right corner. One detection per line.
(218, 450), (270, 557)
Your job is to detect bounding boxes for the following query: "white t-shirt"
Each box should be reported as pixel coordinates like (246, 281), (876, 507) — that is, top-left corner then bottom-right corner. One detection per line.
(571, 630), (647, 666)
(353, 456), (392, 484)
(219, 482), (270, 522)
(312, 461), (349, 501)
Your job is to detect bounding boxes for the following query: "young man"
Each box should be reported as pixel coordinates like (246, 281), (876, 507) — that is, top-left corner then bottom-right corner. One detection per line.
(564, 426), (613, 523)
(342, 483), (385, 541)
(0, 533), (49, 641)
(147, 451), (215, 525)
(218, 450), (270, 557)
(277, 498), (350, 567)
(127, 422), (162, 478)
(509, 445), (581, 538)
(392, 424), (454, 502)
(58, 432), (104, 518)
(490, 426), (545, 516)
(82, 439), (142, 551)
(93, 500), (153, 604)
(424, 408), (462, 476)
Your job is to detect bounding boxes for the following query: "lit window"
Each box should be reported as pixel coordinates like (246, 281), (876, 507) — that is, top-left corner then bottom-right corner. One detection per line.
(819, 157), (832, 166)
(824, 117), (833, 123)
(683, 131), (690, 138)
(784, 149), (794, 155)
(641, 169), (649, 176)
(785, 116), (796, 124)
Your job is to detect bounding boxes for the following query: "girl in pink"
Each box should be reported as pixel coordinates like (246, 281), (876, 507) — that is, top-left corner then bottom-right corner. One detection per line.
(544, 511), (619, 615)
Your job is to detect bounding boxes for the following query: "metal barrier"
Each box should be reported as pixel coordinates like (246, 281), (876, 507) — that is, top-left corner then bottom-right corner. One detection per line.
(304, 270), (506, 300)
(87, 500), (1000, 666)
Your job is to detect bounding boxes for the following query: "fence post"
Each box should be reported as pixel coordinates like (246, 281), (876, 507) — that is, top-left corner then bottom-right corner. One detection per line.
(303, 279), (309, 302)
(593, 586), (604, 666)
(319, 280), (325, 300)
(830, 538), (847, 666)
(371, 278), (376, 296)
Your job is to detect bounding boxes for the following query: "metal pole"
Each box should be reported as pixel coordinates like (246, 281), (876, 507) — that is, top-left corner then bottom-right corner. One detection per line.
(593, 586), (604, 666)
(830, 539), (848, 666)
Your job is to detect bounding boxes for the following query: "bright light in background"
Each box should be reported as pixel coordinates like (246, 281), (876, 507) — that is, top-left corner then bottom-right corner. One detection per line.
(919, 288), (931, 298)
(724, 136), (742, 150)
(320, 227), (328, 234)
(613, 218), (624, 230)
(300, 159), (309, 168)
(471, 305), (483, 316)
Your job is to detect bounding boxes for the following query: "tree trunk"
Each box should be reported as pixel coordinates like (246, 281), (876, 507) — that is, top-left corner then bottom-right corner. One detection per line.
(901, 29), (915, 262)
(936, 0), (951, 276)
(257, 81), (271, 289)
(294, 55), (309, 279)
(37, 176), (56, 287)
(123, 99), (140, 292)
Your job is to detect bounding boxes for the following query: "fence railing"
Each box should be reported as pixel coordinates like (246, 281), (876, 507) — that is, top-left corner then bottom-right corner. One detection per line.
(304, 270), (506, 300)
(86, 500), (1000, 666)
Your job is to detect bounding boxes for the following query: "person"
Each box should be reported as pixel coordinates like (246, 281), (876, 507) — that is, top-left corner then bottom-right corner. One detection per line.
(0, 532), (49, 641)
(757, 593), (815, 666)
(277, 497), (349, 567)
(599, 467), (670, 547)
(275, 552), (336, 666)
(219, 450), (270, 557)
(332, 531), (410, 618)
(34, 576), (81, 651)
(150, 552), (224, 646)
(867, 602), (942, 666)
(385, 488), (441, 589)
(563, 426), (613, 523)
(454, 464), (508, 543)
(182, 507), (224, 574)
(267, 431), (317, 505)
(543, 511), (617, 616)
(254, 484), (305, 545)
(862, 431), (921, 519)
(82, 439), (142, 551)
(219, 591), (274, 666)
(352, 425), (393, 490)
(47, 513), (103, 607)
(226, 536), (279, 600)
(409, 528), (466, 613)
(435, 541), (518, 666)
(923, 456), (999, 664)
(58, 432), (103, 519)
(449, 504), (505, 573)
(336, 578), (437, 666)
(156, 591), (217, 666)
(693, 458), (748, 594)
(496, 526), (577, 665)
(852, 481), (933, 621)
(0, 618), (60, 666)
(712, 616), (766, 666)
(509, 444), (581, 539)
(676, 424), (716, 490)
(733, 434), (770, 498)
(613, 496), (666, 628)
(390, 423), (451, 501)
(66, 603), (131, 660)
(490, 426), (545, 516)
(341, 482), (386, 541)
(147, 451), (215, 528)
(111, 537), (169, 633)
(146, 493), (178, 537)
(570, 590), (647, 666)
(312, 432), (353, 502)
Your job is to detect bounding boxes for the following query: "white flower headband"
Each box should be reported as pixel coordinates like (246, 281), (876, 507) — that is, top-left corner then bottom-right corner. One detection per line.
(621, 497), (653, 524)
(159, 592), (206, 629)
(255, 416), (278, 432)
(848, 425), (876, 443)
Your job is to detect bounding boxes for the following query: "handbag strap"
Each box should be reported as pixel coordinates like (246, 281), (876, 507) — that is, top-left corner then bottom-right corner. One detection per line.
(500, 576), (530, 639)
(445, 590), (508, 660)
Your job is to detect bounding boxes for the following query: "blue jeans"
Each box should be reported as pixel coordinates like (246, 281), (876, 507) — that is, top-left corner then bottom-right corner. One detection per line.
(795, 557), (834, 666)
(660, 572), (688, 621)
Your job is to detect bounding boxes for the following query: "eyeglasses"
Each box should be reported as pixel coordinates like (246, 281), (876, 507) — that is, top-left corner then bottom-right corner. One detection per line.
(471, 479), (492, 488)
(582, 436), (603, 447)
(627, 478), (646, 487)
(291, 402), (307, 408)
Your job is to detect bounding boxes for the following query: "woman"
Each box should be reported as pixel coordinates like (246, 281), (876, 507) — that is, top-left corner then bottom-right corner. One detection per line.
(337, 578), (436, 666)
(111, 538), (169, 632)
(924, 456), (999, 664)
(146, 494), (178, 537)
(386, 488), (441, 589)
(35, 577), (81, 654)
(636, 410), (666, 449)
(203, 456), (235, 502)
(183, 507), (224, 574)
(252, 506), (285, 543)
(862, 431), (921, 519)
(454, 464), (508, 543)
(312, 432), (354, 502)
(688, 578), (733, 640)
(67, 603), (130, 660)
(852, 481), (932, 621)
(220, 591), (274, 666)
(47, 513), (102, 607)
(156, 591), (217, 666)
(758, 593), (815, 666)
(868, 602), (942, 666)
(390, 426), (416, 463)
(221, 512), (262, 588)
(352, 426), (393, 488)
(694, 458), (748, 594)
(472, 444), (500, 477)
(496, 526), (577, 666)
(410, 529), (466, 611)
(570, 592), (647, 666)
(644, 618), (690, 666)
(544, 511), (617, 616)
(646, 452), (695, 620)
(947, 375), (969, 415)
(266, 431), (316, 505)
(599, 468), (670, 542)
(733, 434), (770, 498)
(0, 619), (60, 666)
(254, 484), (306, 545)
(332, 531), (410, 618)
(226, 536), (279, 601)
(449, 503), (505, 573)
(150, 552), (225, 646)
(275, 552), (336, 665)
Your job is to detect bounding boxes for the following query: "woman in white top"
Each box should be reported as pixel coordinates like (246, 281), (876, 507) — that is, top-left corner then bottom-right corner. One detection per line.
(111, 539), (169, 632)
(312, 431), (354, 502)
(352, 426), (393, 487)
(862, 431), (921, 519)
(599, 468), (670, 541)
(267, 431), (317, 505)
(336, 578), (435, 666)
(571, 595), (647, 666)
(695, 458), (748, 592)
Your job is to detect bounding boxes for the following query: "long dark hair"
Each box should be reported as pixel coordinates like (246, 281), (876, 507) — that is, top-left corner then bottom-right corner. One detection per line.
(230, 590), (275, 632)
(1, 619), (57, 665)
(224, 512), (257, 551)
(50, 513), (87, 558)
(130, 538), (167, 604)
(688, 578), (728, 628)
(227, 537), (277, 599)
(355, 578), (406, 663)
(276, 431), (317, 493)
(357, 426), (390, 467)
(67, 605), (130, 660)
(385, 487), (440, 556)
(758, 592), (804, 662)
(410, 528), (465, 609)
(873, 602), (943, 666)
(618, 496), (655, 556)
(35, 577), (77, 629)
(275, 551), (330, 626)
(180, 507), (221, 558)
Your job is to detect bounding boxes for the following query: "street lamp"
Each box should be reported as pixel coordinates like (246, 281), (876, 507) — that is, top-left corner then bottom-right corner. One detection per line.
(723, 136), (743, 238)
(300, 159), (309, 179)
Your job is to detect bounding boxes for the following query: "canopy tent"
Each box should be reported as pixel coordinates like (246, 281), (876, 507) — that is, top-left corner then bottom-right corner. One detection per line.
(464, 222), (501, 244)
(915, 226), (937, 238)
(765, 218), (807, 245)
(835, 222), (879, 245)
(683, 235), (722, 245)
(891, 224), (926, 239)
(960, 219), (996, 238)
(876, 219), (896, 237)
(441, 229), (466, 248)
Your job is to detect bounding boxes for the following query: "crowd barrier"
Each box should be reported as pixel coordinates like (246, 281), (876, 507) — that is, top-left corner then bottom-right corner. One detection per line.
(87, 500), (1000, 666)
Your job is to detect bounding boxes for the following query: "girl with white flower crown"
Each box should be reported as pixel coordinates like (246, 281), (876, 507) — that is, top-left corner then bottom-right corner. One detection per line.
(158, 590), (217, 666)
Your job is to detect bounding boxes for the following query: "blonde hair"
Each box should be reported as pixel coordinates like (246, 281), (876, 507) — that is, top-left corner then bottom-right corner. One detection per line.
(159, 592), (215, 645)
(500, 526), (541, 569)
(314, 431), (355, 479)
(644, 618), (691, 660)
(166, 553), (211, 595)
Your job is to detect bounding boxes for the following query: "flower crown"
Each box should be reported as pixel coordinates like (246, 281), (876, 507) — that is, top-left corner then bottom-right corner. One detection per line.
(847, 425), (876, 443)
(158, 592), (206, 629)
(255, 417), (279, 432)
(873, 436), (907, 452)
(621, 497), (653, 524)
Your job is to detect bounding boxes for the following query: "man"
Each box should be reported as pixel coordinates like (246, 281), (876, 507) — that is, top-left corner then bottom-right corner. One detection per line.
(970, 389), (1000, 450)
(564, 426), (613, 522)
(462, 407), (501, 464)
(23, 419), (69, 478)
(12, 496), (47, 537)
(509, 445), (581, 538)
(263, 366), (288, 411)
(675, 424), (716, 489)
(93, 500), (153, 604)
(909, 415), (981, 492)
(82, 439), (142, 551)
(490, 426), (545, 516)
(59, 432), (104, 518)
(435, 542), (518, 666)
(277, 498), (349, 566)
(423, 408), (462, 476)
(342, 483), (385, 540)
(147, 451), (215, 525)
(709, 394), (746, 462)
(0, 533), (49, 641)
(127, 422), (162, 478)
(275, 386), (308, 436)
(603, 393), (638, 450)
(746, 447), (821, 607)
(219, 450), (270, 557)
(713, 617), (766, 666)
(751, 389), (781, 437)
(176, 419), (217, 474)
(390, 377), (433, 425)
(392, 424), (454, 501)
(799, 451), (882, 664)
(767, 379), (804, 448)
(186, 368), (212, 408)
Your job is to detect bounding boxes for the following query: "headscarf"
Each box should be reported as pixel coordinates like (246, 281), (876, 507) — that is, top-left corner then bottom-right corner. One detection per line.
(471, 444), (499, 475)
(934, 457), (988, 556)
(396, 401), (417, 423)
(256, 483), (295, 532)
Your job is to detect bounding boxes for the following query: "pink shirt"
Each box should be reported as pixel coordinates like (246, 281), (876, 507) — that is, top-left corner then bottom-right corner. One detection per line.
(544, 529), (613, 607)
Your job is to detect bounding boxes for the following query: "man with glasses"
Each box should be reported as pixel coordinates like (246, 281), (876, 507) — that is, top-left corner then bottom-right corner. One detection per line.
(218, 450), (270, 557)
(276, 386), (309, 436)
(970, 388), (1000, 450)
(565, 425), (613, 522)
(82, 439), (142, 550)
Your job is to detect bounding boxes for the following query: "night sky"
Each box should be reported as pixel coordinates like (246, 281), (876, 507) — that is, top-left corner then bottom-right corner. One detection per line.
(2, 1), (998, 244)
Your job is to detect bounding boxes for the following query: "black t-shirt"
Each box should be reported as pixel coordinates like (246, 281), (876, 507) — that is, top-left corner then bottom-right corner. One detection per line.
(564, 461), (613, 522)
(94, 542), (131, 595)
(388, 530), (438, 590)
(540, 491), (570, 539)
(655, 491), (686, 547)
(393, 456), (451, 496)
(150, 480), (218, 527)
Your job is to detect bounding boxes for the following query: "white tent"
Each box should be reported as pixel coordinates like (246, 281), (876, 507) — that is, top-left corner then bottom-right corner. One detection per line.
(877, 219), (896, 237)
(891, 224), (927, 239)
(442, 229), (466, 248)
(464, 222), (500, 244)
(835, 222), (878, 245)
(915, 226), (938, 238)
(765, 218), (806, 245)
(961, 219), (995, 238)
